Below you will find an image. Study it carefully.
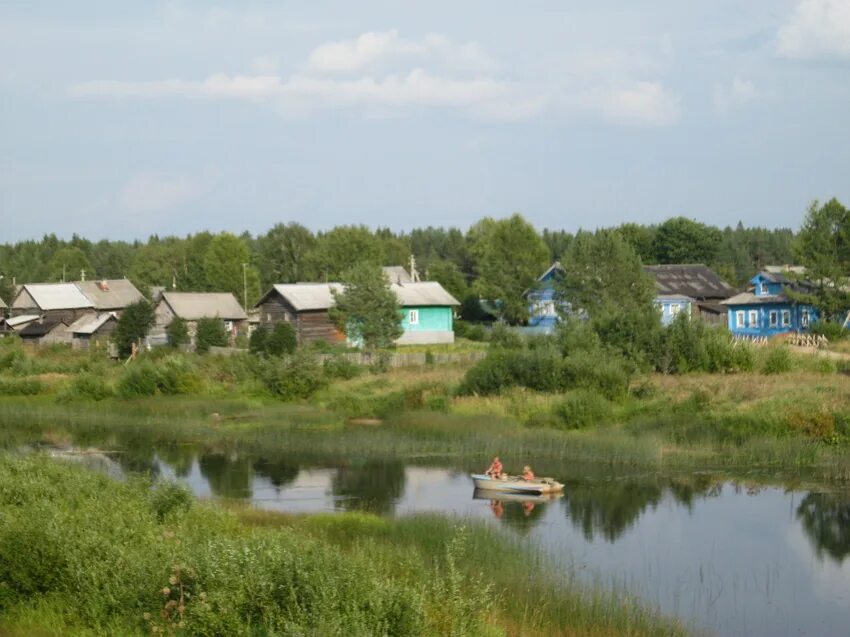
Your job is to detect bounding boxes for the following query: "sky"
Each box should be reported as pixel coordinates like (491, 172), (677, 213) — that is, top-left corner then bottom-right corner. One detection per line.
(1, 0), (849, 241)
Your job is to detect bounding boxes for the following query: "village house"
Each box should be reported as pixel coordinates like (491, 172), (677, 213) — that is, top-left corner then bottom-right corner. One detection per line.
(0, 295), (6, 318)
(643, 264), (737, 325)
(0, 314), (41, 335)
(153, 292), (248, 347)
(17, 318), (71, 345)
(255, 280), (459, 346)
(75, 279), (144, 312)
(10, 283), (94, 322)
(721, 269), (818, 338)
(67, 312), (119, 350)
(526, 262), (565, 334)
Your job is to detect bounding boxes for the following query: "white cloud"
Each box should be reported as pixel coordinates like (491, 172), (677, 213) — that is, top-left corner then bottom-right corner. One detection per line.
(572, 82), (682, 127)
(713, 78), (758, 112)
(118, 173), (204, 214)
(777, 0), (850, 60)
(307, 30), (497, 74)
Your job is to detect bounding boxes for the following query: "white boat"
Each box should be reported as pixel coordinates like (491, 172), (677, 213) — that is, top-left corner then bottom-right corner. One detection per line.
(472, 488), (563, 504)
(470, 473), (564, 495)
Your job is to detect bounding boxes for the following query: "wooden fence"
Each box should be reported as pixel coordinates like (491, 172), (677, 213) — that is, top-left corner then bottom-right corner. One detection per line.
(207, 346), (487, 368)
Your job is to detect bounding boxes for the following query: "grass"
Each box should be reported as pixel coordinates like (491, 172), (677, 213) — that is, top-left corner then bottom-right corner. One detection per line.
(0, 454), (687, 637)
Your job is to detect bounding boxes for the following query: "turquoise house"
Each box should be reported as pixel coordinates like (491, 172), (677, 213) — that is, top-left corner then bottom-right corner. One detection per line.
(393, 282), (459, 345)
(721, 270), (818, 337)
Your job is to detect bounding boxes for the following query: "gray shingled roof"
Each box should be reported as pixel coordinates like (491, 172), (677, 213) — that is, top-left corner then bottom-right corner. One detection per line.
(16, 283), (94, 311)
(383, 266), (413, 284)
(721, 292), (792, 306)
(265, 281), (459, 311)
(68, 312), (117, 335)
(76, 280), (144, 310)
(18, 318), (68, 337)
(161, 292), (247, 320)
(643, 264), (736, 300)
(4, 314), (40, 329)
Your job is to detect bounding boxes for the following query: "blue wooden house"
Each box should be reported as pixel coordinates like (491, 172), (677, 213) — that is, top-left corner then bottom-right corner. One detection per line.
(721, 270), (818, 337)
(655, 294), (694, 326)
(526, 262), (564, 333)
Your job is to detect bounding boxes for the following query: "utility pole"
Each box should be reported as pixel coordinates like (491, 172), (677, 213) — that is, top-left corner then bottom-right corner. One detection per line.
(242, 263), (248, 311)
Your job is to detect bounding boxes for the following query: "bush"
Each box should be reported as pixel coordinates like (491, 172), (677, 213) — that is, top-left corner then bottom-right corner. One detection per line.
(266, 322), (297, 356)
(0, 376), (44, 396)
(454, 320), (487, 342)
(489, 323), (523, 349)
(458, 350), (512, 395)
(762, 346), (794, 375)
(148, 480), (193, 521)
(195, 318), (229, 354)
(323, 354), (362, 380)
(248, 326), (269, 355)
(553, 390), (612, 429)
(117, 356), (202, 397)
(810, 320), (847, 342)
(64, 373), (113, 401)
(258, 351), (327, 400)
(561, 350), (631, 399)
(117, 361), (159, 397)
(166, 317), (190, 348)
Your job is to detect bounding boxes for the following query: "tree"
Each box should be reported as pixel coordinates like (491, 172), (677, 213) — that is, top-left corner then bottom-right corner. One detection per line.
(249, 326), (269, 355)
(469, 214), (549, 323)
(653, 217), (722, 265)
(266, 322), (297, 356)
(166, 317), (189, 348)
(330, 263), (402, 349)
(0, 275), (14, 308)
(46, 247), (95, 282)
(558, 230), (661, 366)
(795, 199), (850, 319)
(309, 226), (384, 280)
(114, 300), (156, 358)
(195, 318), (228, 353)
(426, 259), (468, 301)
(255, 223), (317, 287)
(202, 233), (261, 307)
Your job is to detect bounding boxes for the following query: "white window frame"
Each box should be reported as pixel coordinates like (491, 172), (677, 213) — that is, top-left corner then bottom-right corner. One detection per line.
(736, 311), (745, 328)
(781, 310), (791, 327)
(223, 320), (234, 333)
(769, 310), (778, 328)
(801, 309), (810, 328)
(670, 303), (681, 317)
(748, 310), (758, 327)
(408, 309), (419, 325)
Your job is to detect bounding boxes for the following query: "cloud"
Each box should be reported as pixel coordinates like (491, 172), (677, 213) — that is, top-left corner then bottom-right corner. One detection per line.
(713, 78), (758, 112)
(777, 0), (850, 60)
(307, 30), (497, 74)
(118, 173), (204, 214)
(571, 82), (682, 127)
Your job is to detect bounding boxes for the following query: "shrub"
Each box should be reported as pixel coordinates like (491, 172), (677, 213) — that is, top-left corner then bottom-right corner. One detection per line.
(114, 300), (156, 358)
(148, 480), (193, 521)
(66, 372), (113, 401)
(454, 320), (487, 342)
(266, 322), (297, 356)
(0, 377), (44, 396)
(561, 349), (631, 399)
(489, 323), (523, 349)
(258, 351), (327, 400)
(762, 346), (793, 375)
(323, 354), (362, 380)
(786, 409), (836, 441)
(195, 318), (229, 354)
(458, 350), (512, 395)
(166, 317), (190, 348)
(810, 320), (847, 342)
(117, 361), (159, 397)
(248, 326), (269, 355)
(553, 390), (612, 429)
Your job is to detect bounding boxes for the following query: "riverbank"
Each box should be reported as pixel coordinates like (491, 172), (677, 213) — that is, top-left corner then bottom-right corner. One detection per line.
(0, 453), (687, 637)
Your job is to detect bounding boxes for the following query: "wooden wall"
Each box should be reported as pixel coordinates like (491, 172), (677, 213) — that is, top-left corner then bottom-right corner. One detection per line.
(257, 292), (343, 344)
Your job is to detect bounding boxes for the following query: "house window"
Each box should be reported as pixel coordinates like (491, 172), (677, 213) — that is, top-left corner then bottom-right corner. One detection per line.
(801, 309), (810, 328)
(223, 320), (234, 333)
(670, 304), (681, 317)
(736, 311), (745, 328)
(408, 309), (419, 325)
(781, 310), (791, 327)
(748, 310), (758, 327)
(769, 311), (778, 328)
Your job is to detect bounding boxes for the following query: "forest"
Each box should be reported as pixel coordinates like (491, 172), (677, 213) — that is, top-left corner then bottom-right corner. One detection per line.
(0, 213), (799, 310)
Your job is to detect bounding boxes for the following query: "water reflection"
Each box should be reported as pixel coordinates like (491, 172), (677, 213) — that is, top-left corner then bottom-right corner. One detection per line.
(331, 459), (406, 513)
(473, 489), (559, 532)
(797, 491), (850, 564)
(254, 457), (300, 491)
(198, 453), (253, 499)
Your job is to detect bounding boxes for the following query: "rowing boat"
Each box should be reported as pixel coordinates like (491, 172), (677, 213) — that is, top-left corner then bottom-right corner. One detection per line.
(470, 473), (564, 495)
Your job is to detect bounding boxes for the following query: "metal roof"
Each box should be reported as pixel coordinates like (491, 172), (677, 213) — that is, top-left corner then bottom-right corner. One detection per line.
(75, 279), (144, 310)
(643, 264), (736, 300)
(4, 314), (41, 329)
(383, 266), (413, 284)
(67, 312), (117, 335)
(15, 283), (94, 311)
(391, 282), (460, 306)
(269, 283), (344, 311)
(721, 292), (792, 306)
(161, 292), (247, 320)
(656, 293), (695, 301)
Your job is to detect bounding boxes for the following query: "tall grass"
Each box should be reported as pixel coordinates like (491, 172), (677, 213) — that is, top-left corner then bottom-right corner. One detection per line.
(0, 454), (687, 637)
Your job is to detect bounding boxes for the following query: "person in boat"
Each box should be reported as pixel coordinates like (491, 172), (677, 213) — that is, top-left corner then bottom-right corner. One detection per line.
(521, 465), (535, 481)
(485, 456), (504, 479)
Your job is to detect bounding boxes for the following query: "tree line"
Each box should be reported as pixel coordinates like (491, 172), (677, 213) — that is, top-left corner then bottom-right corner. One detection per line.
(1, 201), (846, 323)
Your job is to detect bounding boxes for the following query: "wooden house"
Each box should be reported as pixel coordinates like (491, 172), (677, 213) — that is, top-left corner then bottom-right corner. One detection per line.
(67, 312), (119, 350)
(255, 281), (459, 346)
(153, 292), (248, 347)
(721, 270), (818, 338)
(10, 283), (94, 322)
(0, 295), (6, 318)
(643, 265), (737, 325)
(17, 318), (71, 345)
(526, 262), (566, 334)
(75, 279), (144, 312)
(1, 314), (41, 334)
(255, 283), (346, 345)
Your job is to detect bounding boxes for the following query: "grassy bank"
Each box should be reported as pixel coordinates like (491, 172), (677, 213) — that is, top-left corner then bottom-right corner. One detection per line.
(0, 454), (686, 637)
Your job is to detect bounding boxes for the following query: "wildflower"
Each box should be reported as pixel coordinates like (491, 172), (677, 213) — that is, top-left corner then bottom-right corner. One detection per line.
(169, 575), (178, 585)
(142, 612), (151, 621)
(161, 587), (171, 596)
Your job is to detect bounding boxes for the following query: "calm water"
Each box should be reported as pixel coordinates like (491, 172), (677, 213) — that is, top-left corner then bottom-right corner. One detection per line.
(52, 444), (850, 637)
